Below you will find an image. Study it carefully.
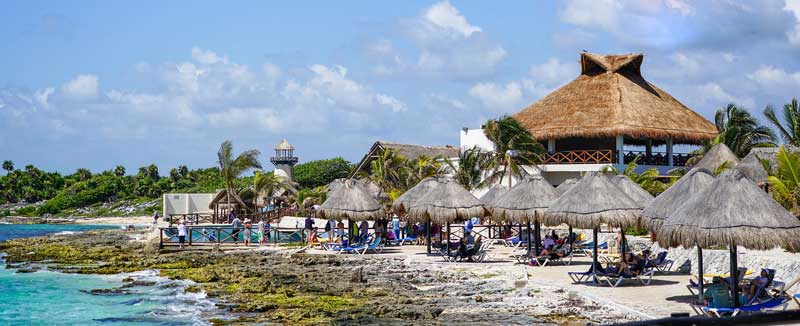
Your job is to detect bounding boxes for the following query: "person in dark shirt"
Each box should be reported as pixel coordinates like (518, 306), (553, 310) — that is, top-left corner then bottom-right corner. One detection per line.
(304, 216), (314, 244)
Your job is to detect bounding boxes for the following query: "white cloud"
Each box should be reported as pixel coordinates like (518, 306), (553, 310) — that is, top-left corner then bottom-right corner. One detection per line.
(191, 46), (226, 64)
(61, 74), (98, 100)
(423, 1), (481, 37)
(469, 82), (523, 111)
(696, 82), (754, 108)
(375, 94), (408, 112)
(747, 65), (800, 89)
(786, 0), (800, 45)
(306, 64), (407, 112)
(528, 58), (577, 87)
(366, 1), (506, 80)
(207, 107), (283, 132)
(426, 93), (466, 110)
(33, 87), (54, 109)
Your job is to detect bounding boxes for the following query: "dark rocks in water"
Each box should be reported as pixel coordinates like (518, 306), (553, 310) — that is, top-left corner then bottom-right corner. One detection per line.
(15, 266), (41, 273)
(121, 280), (157, 288)
(80, 288), (131, 296)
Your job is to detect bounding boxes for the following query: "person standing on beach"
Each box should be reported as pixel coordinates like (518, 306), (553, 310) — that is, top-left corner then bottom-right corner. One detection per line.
(257, 219), (265, 246)
(336, 220), (345, 241)
(304, 215), (314, 243)
(243, 219), (252, 247)
(153, 211), (159, 225)
(392, 214), (401, 242)
(359, 220), (369, 243)
(231, 215), (243, 245)
(326, 218), (336, 242)
(177, 220), (187, 249)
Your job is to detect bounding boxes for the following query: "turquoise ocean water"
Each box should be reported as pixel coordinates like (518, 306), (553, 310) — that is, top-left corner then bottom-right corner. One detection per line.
(0, 224), (219, 326)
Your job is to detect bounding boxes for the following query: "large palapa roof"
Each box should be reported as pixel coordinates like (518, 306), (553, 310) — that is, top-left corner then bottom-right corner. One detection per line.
(514, 52), (717, 144)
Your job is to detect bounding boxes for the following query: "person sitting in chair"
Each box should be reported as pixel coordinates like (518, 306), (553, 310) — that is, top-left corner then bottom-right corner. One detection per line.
(743, 269), (770, 301)
(704, 276), (733, 308)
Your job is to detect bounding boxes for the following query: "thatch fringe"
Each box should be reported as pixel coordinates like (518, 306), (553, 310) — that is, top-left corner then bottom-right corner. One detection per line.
(489, 175), (558, 223)
(542, 210), (640, 230)
(657, 225), (800, 252)
(404, 177), (488, 224)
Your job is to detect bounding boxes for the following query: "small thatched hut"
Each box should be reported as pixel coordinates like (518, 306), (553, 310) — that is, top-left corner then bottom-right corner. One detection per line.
(320, 179), (385, 221)
(690, 143), (738, 172)
(640, 168), (715, 231)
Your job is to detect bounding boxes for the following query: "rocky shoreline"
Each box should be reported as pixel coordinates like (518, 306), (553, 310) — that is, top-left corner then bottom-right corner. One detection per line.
(0, 228), (637, 325)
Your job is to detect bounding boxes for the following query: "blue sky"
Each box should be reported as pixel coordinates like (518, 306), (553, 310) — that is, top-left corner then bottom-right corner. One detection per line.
(2, 0), (800, 174)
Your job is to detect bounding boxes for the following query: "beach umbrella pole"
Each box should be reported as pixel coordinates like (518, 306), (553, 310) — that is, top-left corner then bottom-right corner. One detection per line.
(730, 244), (739, 308)
(446, 223), (451, 257)
(568, 225), (573, 252)
(534, 221), (541, 256)
(592, 227), (599, 283)
(526, 221), (532, 254)
(697, 245), (704, 304)
(426, 220), (431, 255)
(620, 229), (627, 259)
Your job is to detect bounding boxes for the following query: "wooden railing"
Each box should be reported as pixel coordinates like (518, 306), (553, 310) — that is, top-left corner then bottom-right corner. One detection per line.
(544, 150), (614, 164)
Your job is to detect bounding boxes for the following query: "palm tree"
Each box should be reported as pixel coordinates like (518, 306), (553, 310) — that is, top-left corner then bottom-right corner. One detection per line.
(217, 140), (262, 212)
(365, 148), (408, 197)
(406, 154), (447, 187)
(764, 99), (800, 146)
(448, 146), (490, 191)
(483, 116), (545, 187)
(713, 104), (776, 157)
(113, 165), (126, 177)
(254, 171), (296, 199)
(75, 168), (92, 181)
(2, 160), (14, 172)
(768, 146), (800, 216)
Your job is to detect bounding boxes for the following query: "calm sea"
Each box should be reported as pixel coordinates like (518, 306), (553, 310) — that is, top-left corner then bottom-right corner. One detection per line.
(0, 224), (220, 326)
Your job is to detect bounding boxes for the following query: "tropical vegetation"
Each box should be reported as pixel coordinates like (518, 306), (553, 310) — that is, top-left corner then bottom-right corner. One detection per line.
(768, 146), (800, 216)
(482, 116), (545, 187)
(764, 98), (800, 146)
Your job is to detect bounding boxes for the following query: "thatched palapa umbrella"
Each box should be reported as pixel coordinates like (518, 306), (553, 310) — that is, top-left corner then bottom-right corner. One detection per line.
(640, 168), (714, 302)
(608, 175), (653, 257)
(555, 178), (577, 196)
(490, 175), (558, 255)
(479, 184), (509, 205)
(392, 177), (438, 253)
(640, 168), (715, 232)
(407, 177), (488, 256)
(657, 170), (800, 307)
(321, 179), (385, 242)
(691, 143), (739, 172)
(544, 171), (641, 280)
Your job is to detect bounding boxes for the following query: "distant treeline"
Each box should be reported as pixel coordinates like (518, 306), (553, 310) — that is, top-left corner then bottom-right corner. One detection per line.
(0, 158), (352, 216)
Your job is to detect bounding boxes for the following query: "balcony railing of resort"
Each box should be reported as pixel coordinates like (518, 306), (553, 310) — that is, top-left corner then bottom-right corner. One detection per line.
(542, 150), (693, 166)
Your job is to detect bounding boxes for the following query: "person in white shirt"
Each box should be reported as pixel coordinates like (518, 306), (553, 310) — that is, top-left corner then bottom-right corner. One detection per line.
(177, 220), (187, 249)
(257, 220), (265, 246)
(327, 219), (336, 242)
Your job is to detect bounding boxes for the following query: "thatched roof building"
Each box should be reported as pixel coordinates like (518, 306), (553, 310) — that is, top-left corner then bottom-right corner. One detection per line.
(640, 168), (715, 231)
(735, 145), (797, 184)
(691, 143), (739, 172)
(351, 141), (458, 177)
(514, 52), (717, 145)
(321, 179), (385, 221)
(657, 170), (800, 251)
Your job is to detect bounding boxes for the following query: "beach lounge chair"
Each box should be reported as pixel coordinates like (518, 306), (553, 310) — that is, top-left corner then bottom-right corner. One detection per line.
(645, 251), (674, 273)
(335, 237), (380, 254)
(687, 267), (748, 296)
(531, 250), (573, 267)
(359, 237), (384, 255)
(398, 235), (417, 245)
(596, 264), (655, 287)
(567, 261), (607, 284)
(699, 297), (790, 317)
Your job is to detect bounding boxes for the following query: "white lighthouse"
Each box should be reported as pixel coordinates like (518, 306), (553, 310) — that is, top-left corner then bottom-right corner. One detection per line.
(270, 139), (298, 181)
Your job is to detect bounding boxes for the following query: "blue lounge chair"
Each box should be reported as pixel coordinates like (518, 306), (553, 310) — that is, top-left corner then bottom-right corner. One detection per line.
(567, 261), (606, 283)
(701, 297), (790, 317)
(398, 235), (417, 245)
(645, 251), (673, 272)
(359, 237), (384, 255)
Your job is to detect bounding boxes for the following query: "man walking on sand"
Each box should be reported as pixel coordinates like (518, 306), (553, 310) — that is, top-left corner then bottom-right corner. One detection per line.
(153, 211), (159, 225)
(304, 215), (315, 243)
(231, 215), (243, 245)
